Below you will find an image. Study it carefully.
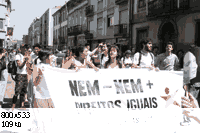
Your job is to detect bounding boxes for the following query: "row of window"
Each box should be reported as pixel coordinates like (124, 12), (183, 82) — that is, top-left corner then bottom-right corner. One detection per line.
(53, 26), (68, 40)
(54, 8), (68, 26)
(97, 10), (128, 29)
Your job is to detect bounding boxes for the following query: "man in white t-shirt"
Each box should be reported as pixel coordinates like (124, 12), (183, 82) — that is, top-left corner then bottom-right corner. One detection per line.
(11, 45), (29, 111)
(155, 42), (179, 71)
(133, 39), (158, 71)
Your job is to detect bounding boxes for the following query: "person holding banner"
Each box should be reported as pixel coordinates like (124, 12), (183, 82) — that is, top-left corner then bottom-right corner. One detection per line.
(73, 46), (99, 71)
(32, 50), (54, 108)
(121, 50), (133, 68)
(62, 48), (76, 70)
(105, 45), (125, 69)
(91, 47), (101, 68)
(183, 44), (200, 106)
(132, 39), (159, 71)
(155, 42), (180, 71)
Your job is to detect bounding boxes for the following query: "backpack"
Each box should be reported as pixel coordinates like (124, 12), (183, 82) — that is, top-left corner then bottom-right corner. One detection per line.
(8, 57), (17, 76)
(137, 51), (153, 66)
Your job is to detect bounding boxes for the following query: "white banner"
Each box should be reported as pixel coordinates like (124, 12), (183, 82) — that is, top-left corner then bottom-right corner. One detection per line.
(39, 67), (185, 132)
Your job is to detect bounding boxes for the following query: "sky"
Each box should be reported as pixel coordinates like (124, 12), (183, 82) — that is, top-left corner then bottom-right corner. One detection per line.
(8, 0), (69, 40)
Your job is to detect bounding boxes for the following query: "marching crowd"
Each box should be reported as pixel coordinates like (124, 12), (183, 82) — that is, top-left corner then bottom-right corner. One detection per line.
(0, 38), (199, 124)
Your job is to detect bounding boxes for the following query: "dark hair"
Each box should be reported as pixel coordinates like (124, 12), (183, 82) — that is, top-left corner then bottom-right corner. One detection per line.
(138, 39), (152, 51)
(38, 50), (51, 62)
(24, 44), (29, 50)
(152, 46), (159, 51)
(78, 46), (85, 53)
(33, 44), (41, 49)
(166, 42), (173, 47)
(64, 48), (72, 58)
(105, 45), (122, 68)
(0, 48), (4, 54)
(176, 49), (184, 55)
(189, 44), (197, 52)
(85, 43), (90, 47)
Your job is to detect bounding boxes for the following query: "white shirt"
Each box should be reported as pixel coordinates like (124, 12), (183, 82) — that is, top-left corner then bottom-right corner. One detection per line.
(121, 57), (133, 64)
(133, 51), (154, 67)
(50, 54), (57, 67)
(34, 63), (51, 99)
(87, 51), (93, 61)
(183, 51), (198, 85)
(15, 53), (27, 74)
(31, 54), (41, 66)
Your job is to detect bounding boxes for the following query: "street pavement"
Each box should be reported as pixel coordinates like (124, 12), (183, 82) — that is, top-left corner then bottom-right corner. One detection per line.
(1, 74), (30, 108)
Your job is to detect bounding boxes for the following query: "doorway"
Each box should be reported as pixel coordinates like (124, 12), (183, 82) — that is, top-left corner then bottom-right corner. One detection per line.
(159, 22), (176, 53)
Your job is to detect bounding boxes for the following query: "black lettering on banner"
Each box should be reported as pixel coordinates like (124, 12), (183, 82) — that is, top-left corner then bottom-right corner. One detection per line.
(115, 100), (121, 108)
(91, 102), (96, 108)
(69, 80), (79, 96)
(123, 79), (132, 93)
(149, 97), (152, 108)
(78, 80), (87, 96)
(136, 99), (140, 108)
(75, 102), (83, 108)
(130, 79), (137, 93)
(152, 97), (158, 108)
(140, 98), (143, 108)
(86, 80), (100, 96)
(137, 79), (143, 93)
(100, 101), (106, 108)
(83, 103), (90, 108)
(97, 101), (101, 108)
(107, 101), (114, 108)
(127, 99), (130, 109)
(144, 98), (150, 108)
(113, 80), (125, 94)
(130, 99), (137, 108)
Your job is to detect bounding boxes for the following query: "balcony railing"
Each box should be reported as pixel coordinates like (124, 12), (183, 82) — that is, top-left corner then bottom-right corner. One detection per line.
(67, 25), (86, 36)
(114, 24), (128, 37)
(85, 5), (94, 16)
(148, 0), (190, 17)
(179, 0), (190, 10)
(115, 0), (128, 5)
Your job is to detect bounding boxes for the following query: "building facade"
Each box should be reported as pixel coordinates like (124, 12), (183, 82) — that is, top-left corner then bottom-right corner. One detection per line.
(39, 8), (57, 48)
(52, 3), (68, 51)
(22, 35), (29, 44)
(87, 0), (130, 49)
(28, 17), (40, 46)
(28, 22), (33, 45)
(67, 0), (88, 47)
(132, 0), (200, 54)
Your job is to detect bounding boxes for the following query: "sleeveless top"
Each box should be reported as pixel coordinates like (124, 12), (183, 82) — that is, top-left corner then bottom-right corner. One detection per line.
(34, 63), (51, 99)
(107, 65), (119, 69)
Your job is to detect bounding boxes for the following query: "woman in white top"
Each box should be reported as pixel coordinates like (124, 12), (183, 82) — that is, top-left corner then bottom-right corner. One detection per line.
(105, 45), (125, 69)
(33, 50), (54, 108)
(75, 46), (99, 71)
(121, 50), (133, 68)
(62, 48), (76, 70)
